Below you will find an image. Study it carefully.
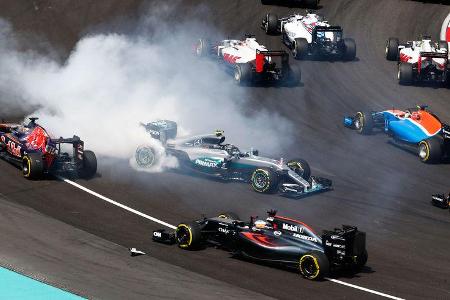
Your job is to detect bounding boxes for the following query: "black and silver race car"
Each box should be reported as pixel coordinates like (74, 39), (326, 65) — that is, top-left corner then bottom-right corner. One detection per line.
(153, 210), (368, 280)
(135, 120), (332, 197)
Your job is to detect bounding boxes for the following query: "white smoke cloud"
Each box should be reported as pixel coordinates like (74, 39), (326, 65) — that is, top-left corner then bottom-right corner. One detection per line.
(0, 5), (294, 171)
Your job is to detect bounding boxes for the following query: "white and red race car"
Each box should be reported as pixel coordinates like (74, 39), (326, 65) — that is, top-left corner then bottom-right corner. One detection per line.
(195, 35), (301, 85)
(385, 36), (449, 85)
(262, 13), (356, 60)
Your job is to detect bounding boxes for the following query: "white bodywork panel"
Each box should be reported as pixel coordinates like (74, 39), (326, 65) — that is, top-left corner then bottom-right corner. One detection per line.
(281, 13), (332, 44)
(217, 38), (269, 64)
(399, 39), (447, 71)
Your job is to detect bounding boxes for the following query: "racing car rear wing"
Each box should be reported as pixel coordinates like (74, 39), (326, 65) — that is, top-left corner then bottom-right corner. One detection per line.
(313, 26), (343, 33)
(255, 49), (289, 73)
(322, 225), (366, 264)
(419, 52), (448, 59)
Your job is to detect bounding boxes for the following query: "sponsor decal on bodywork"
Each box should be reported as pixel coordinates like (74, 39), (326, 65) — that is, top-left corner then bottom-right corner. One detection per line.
(194, 157), (223, 168)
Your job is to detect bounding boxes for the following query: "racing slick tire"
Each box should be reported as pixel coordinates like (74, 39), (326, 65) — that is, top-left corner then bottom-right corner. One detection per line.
(176, 222), (202, 249)
(251, 168), (279, 194)
(354, 111), (374, 135)
(299, 251), (330, 280)
(79, 150), (97, 179)
(292, 38), (308, 60)
(385, 38), (399, 61)
(264, 13), (278, 34)
(439, 41), (448, 52)
(196, 39), (210, 57)
(343, 38), (356, 61)
(287, 158), (311, 180)
(234, 63), (252, 85)
(218, 212), (241, 221)
(135, 145), (157, 168)
(418, 137), (442, 163)
(22, 153), (44, 179)
(355, 249), (368, 270)
(398, 62), (413, 85)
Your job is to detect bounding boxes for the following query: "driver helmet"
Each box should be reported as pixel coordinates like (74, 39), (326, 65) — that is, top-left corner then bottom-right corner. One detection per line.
(254, 220), (267, 229)
(404, 111), (411, 118)
(411, 111), (420, 121)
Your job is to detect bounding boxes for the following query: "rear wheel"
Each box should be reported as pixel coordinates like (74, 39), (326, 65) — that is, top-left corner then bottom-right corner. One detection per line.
(176, 222), (202, 249)
(79, 150), (97, 179)
(196, 39), (210, 57)
(418, 137), (442, 163)
(287, 158), (311, 180)
(234, 63), (252, 85)
(299, 251), (329, 280)
(135, 145), (157, 168)
(251, 168), (279, 193)
(343, 38), (356, 61)
(264, 13), (278, 34)
(354, 111), (374, 135)
(398, 62), (413, 85)
(22, 153), (44, 179)
(292, 38), (308, 60)
(385, 38), (399, 61)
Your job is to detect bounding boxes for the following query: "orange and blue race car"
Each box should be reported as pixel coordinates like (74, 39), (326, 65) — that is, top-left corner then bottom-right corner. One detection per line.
(344, 105), (450, 163)
(0, 117), (97, 179)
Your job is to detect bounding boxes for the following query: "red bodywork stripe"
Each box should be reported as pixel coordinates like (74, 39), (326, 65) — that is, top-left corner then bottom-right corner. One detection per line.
(241, 232), (278, 247)
(447, 26), (450, 42)
(255, 53), (264, 73)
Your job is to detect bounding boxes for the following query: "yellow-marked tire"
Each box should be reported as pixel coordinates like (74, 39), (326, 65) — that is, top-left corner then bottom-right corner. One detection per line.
(22, 153), (44, 180)
(299, 251), (329, 280)
(354, 111), (373, 135)
(418, 138), (442, 163)
(218, 212), (240, 221)
(250, 168), (279, 194)
(175, 222), (202, 250)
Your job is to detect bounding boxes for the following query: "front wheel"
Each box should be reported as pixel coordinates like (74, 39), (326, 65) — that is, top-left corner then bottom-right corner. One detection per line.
(299, 251), (329, 280)
(287, 158), (311, 180)
(264, 13), (278, 34)
(418, 138), (442, 163)
(22, 153), (44, 179)
(79, 150), (97, 179)
(250, 168), (279, 193)
(175, 222), (202, 249)
(385, 38), (399, 61)
(135, 145), (157, 168)
(354, 111), (374, 135)
(218, 212), (241, 221)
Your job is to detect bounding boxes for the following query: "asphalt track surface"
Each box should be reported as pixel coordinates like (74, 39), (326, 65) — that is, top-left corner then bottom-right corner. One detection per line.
(1, 0), (450, 299)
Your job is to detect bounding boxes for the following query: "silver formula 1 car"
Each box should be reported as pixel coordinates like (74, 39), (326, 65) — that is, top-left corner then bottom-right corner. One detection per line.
(134, 120), (331, 197)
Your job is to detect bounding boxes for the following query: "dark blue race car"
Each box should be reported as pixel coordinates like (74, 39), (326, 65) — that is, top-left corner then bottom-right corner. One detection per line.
(0, 117), (97, 179)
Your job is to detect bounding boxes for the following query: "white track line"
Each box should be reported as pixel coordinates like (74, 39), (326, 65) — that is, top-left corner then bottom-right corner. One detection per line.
(326, 278), (404, 300)
(60, 177), (176, 229)
(60, 177), (404, 300)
